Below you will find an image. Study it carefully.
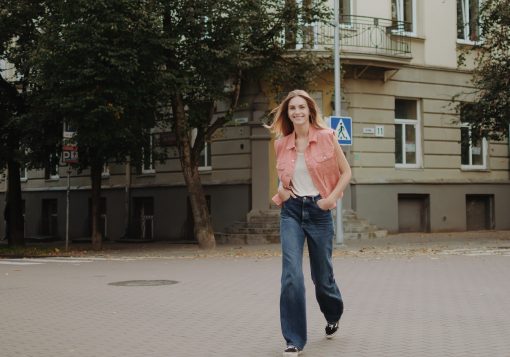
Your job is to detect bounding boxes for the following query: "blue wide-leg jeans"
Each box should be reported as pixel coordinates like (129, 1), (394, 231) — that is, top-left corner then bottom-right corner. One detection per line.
(280, 195), (344, 350)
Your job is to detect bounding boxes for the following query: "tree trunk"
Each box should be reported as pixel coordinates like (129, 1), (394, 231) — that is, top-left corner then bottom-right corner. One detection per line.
(90, 161), (103, 250)
(172, 94), (216, 249)
(6, 159), (25, 247)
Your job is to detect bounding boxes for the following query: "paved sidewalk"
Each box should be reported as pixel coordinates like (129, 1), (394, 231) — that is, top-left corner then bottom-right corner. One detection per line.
(58, 229), (510, 260)
(1, 231), (510, 356)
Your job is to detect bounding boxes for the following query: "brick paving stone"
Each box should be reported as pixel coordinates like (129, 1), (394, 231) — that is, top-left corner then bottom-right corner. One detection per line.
(1, 235), (510, 357)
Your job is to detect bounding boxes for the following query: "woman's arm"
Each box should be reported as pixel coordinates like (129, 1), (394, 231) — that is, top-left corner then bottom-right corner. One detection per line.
(317, 140), (352, 210)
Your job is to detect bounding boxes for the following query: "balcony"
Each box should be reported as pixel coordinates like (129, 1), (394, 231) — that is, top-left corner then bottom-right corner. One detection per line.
(283, 15), (412, 61)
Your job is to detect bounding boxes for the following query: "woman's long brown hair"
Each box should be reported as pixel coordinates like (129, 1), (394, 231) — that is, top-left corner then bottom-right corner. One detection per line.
(265, 89), (327, 137)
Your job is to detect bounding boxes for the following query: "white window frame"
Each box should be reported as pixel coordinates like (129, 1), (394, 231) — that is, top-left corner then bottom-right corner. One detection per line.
(102, 163), (110, 178)
(191, 128), (212, 172)
(293, 0), (320, 50)
(339, 0), (354, 28)
(395, 99), (422, 169)
(460, 124), (488, 170)
(45, 154), (60, 180)
(392, 0), (417, 36)
(20, 165), (28, 182)
(199, 142), (212, 171)
(142, 130), (155, 174)
(20, 148), (28, 182)
(457, 0), (481, 44)
(294, 22), (320, 49)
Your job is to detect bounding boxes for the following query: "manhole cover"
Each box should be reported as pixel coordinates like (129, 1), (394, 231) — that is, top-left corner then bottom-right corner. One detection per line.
(108, 280), (179, 287)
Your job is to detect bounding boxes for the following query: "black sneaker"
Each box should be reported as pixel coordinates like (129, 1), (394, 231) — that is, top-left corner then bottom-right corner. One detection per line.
(283, 345), (302, 356)
(325, 321), (339, 339)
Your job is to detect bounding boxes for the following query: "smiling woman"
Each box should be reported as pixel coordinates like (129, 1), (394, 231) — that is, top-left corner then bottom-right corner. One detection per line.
(265, 89), (351, 356)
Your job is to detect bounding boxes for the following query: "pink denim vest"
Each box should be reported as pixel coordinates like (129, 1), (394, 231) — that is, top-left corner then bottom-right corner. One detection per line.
(272, 126), (341, 207)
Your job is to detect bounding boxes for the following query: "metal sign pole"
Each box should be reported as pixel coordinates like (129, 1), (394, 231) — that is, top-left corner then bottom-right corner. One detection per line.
(65, 165), (71, 251)
(334, 0), (344, 245)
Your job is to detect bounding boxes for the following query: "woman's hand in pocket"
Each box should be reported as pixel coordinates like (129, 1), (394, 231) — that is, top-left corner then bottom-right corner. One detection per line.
(317, 197), (335, 211)
(278, 186), (295, 203)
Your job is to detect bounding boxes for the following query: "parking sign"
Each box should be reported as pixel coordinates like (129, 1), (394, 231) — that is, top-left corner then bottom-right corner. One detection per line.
(62, 145), (79, 164)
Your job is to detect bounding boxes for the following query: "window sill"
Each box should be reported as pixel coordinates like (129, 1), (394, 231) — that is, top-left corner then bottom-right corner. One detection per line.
(461, 166), (489, 172)
(456, 39), (482, 47)
(138, 171), (156, 177)
(198, 167), (212, 173)
(339, 23), (354, 30)
(20, 178), (28, 183)
(391, 31), (423, 40)
(395, 164), (422, 170)
(45, 177), (60, 182)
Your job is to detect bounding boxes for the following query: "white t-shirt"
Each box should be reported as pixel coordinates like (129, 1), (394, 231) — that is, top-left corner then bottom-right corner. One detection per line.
(291, 152), (319, 197)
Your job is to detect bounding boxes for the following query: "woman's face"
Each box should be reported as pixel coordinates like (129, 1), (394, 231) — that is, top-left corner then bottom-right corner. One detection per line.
(287, 96), (310, 127)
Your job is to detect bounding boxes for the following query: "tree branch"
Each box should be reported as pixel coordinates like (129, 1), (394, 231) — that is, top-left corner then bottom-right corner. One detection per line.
(204, 69), (242, 140)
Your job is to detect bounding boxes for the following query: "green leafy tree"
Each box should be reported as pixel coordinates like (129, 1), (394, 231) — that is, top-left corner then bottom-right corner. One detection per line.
(456, 0), (510, 142)
(0, 1), (48, 247)
(31, 0), (167, 249)
(159, 0), (331, 249)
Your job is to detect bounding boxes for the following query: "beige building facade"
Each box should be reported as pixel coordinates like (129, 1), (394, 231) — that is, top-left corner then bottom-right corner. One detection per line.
(1, 0), (509, 241)
(267, 0), (510, 233)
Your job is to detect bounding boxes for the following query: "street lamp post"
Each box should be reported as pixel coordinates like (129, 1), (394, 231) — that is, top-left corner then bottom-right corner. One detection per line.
(334, 0), (344, 245)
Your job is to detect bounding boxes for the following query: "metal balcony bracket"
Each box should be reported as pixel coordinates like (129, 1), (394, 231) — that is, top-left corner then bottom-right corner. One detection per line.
(383, 69), (399, 82)
(354, 65), (370, 79)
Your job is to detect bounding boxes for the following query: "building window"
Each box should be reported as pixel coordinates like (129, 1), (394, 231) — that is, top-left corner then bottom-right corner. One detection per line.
(142, 131), (155, 174)
(339, 0), (353, 25)
(44, 153), (60, 180)
(191, 128), (212, 171)
(20, 165), (28, 182)
(457, 0), (480, 43)
(102, 163), (110, 178)
(395, 99), (421, 168)
(199, 142), (212, 171)
(461, 125), (487, 169)
(391, 0), (416, 34)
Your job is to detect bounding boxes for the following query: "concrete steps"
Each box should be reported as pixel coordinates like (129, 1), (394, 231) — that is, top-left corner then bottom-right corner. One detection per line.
(342, 209), (388, 239)
(215, 208), (387, 245)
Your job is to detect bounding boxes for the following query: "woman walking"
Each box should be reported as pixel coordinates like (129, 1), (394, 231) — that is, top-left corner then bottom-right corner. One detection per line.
(266, 90), (351, 356)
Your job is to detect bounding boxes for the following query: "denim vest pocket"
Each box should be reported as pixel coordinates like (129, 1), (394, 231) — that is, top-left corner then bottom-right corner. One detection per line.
(313, 149), (335, 163)
(311, 147), (336, 169)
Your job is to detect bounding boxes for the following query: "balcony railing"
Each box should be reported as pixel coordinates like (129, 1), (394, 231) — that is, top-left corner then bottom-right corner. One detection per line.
(283, 15), (412, 59)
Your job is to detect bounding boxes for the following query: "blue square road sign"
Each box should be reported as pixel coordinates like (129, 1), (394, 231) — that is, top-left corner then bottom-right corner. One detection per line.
(330, 116), (352, 145)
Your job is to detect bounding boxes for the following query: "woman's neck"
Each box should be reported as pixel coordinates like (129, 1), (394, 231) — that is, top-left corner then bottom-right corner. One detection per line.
(293, 122), (310, 153)
(294, 122), (310, 139)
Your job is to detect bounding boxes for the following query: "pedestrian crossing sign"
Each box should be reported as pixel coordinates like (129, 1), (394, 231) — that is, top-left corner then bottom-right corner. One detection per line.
(330, 116), (352, 145)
